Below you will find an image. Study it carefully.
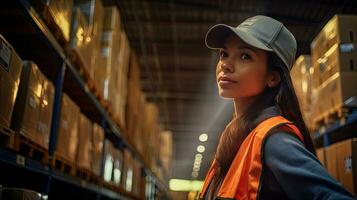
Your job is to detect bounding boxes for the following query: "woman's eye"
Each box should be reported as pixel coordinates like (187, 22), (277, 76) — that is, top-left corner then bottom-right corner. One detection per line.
(219, 50), (228, 58)
(240, 53), (252, 60)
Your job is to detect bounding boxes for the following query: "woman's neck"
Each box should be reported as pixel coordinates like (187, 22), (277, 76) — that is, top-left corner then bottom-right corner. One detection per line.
(233, 96), (255, 119)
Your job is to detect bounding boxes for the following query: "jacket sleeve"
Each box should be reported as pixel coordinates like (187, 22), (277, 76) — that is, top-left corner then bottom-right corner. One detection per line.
(263, 132), (356, 200)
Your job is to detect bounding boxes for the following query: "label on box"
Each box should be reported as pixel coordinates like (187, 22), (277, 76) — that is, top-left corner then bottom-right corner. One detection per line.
(344, 156), (352, 173)
(340, 43), (355, 53)
(0, 38), (12, 72)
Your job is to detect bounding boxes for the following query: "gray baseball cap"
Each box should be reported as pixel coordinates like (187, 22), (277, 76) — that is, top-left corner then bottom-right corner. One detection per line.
(205, 15), (297, 70)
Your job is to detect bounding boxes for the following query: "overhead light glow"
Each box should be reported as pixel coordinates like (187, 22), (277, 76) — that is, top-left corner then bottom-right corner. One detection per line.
(199, 133), (208, 142)
(169, 179), (204, 191)
(197, 145), (205, 153)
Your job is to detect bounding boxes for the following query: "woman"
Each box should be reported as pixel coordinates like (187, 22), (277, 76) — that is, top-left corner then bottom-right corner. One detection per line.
(199, 15), (355, 200)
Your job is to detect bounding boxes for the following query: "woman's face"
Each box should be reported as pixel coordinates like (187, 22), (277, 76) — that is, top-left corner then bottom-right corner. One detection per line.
(216, 34), (270, 99)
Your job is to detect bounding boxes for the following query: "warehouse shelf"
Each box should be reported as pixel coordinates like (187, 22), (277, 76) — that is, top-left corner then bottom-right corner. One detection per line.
(0, 148), (133, 199)
(313, 109), (357, 148)
(0, 0), (169, 199)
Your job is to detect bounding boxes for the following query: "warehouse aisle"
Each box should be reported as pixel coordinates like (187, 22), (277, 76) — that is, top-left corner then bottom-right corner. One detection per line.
(0, 0), (356, 200)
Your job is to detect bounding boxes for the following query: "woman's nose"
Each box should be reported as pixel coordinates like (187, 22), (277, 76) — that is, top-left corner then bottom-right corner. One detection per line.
(221, 61), (234, 73)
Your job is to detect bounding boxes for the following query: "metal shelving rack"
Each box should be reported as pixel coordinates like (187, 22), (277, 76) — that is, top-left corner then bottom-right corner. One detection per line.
(313, 109), (357, 148)
(0, 0), (169, 199)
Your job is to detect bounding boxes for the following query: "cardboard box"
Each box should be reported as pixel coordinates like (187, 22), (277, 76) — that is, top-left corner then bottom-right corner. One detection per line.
(122, 148), (134, 192)
(92, 122), (105, 176)
(103, 6), (121, 31)
(291, 55), (313, 129)
(38, 78), (55, 148)
(48, 0), (74, 42)
(11, 61), (54, 149)
(336, 138), (357, 194)
(160, 131), (173, 176)
(76, 113), (93, 170)
(311, 14), (357, 64)
(317, 72), (357, 119)
(311, 43), (357, 89)
(57, 93), (80, 162)
(316, 148), (326, 167)
(325, 144), (339, 180)
(112, 148), (123, 186)
(69, 8), (92, 72)
(74, 0), (104, 77)
(0, 35), (23, 128)
(103, 139), (115, 183)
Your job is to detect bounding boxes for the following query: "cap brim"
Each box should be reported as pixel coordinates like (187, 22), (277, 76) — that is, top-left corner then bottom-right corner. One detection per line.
(205, 24), (273, 52)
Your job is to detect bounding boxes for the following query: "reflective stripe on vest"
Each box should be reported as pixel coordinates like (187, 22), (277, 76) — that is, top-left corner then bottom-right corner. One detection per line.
(199, 116), (305, 200)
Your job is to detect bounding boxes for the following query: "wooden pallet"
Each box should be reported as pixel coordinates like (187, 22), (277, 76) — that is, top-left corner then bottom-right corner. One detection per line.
(313, 105), (357, 131)
(50, 154), (76, 176)
(0, 123), (15, 148)
(12, 133), (48, 164)
(76, 166), (101, 184)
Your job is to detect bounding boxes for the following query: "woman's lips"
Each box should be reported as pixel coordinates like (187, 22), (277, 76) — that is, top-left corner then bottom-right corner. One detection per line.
(218, 76), (237, 88)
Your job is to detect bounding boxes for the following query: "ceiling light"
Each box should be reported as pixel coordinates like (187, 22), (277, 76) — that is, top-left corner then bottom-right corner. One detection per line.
(199, 133), (208, 142)
(197, 145), (205, 153)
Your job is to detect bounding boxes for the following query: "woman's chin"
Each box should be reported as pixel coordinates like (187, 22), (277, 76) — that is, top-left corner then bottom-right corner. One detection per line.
(219, 90), (237, 99)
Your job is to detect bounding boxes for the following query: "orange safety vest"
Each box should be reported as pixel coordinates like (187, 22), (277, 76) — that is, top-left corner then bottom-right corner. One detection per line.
(198, 115), (305, 200)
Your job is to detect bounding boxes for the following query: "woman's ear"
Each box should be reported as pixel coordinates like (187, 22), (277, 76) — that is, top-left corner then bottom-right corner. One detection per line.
(267, 70), (281, 88)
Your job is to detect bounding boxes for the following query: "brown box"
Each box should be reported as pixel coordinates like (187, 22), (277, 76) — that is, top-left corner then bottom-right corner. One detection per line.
(336, 138), (357, 194)
(112, 148), (123, 186)
(76, 113), (93, 170)
(38, 77), (55, 148)
(311, 43), (357, 89)
(325, 144), (339, 180)
(48, 0), (73, 42)
(122, 148), (134, 192)
(0, 35), (23, 128)
(69, 8), (92, 72)
(160, 130), (173, 176)
(92, 122), (105, 176)
(291, 55), (313, 129)
(103, 6), (121, 31)
(316, 148), (326, 167)
(103, 139), (115, 183)
(311, 14), (357, 64)
(96, 6), (121, 103)
(57, 93), (80, 162)
(315, 72), (357, 121)
(11, 61), (54, 149)
(132, 158), (142, 196)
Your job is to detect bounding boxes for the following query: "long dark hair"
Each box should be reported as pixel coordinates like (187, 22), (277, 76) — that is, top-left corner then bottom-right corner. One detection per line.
(207, 52), (316, 199)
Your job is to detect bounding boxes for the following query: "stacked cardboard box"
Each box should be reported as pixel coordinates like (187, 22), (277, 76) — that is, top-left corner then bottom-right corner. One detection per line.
(132, 158), (142, 197)
(126, 52), (145, 149)
(11, 61), (54, 149)
(160, 130), (173, 178)
(122, 148), (134, 192)
(103, 139), (115, 183)
(112, 148), (123, 186)
(76, 113), (93, 170)
(47, 0), (74, 42)
(323, 139), (357, 194)
(335, 138), (357, 194)
(144, 102), (161, 171)
(316, 148), (326, 167)
(92, 122), (105, 176)
(310, 15), (357, 124)
(70, 0), (104, 77)
(57, 93), (80, 162)
(291, 55), (313, 130)
(0, 35), (23, 128)
(96, 6), (121, 104)
(113, 31), (130, 129)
